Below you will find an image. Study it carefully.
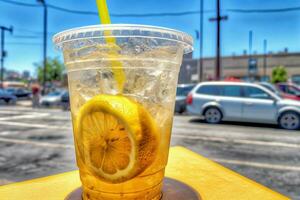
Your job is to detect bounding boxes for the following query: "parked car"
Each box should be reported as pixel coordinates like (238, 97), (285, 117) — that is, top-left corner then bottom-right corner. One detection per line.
(259, 82), (300, 101)
(0, 89), (17, 104)
(276, 83), (300, 97)
(40, 90), (67, 107)
(61, 91), (70, 110)
(5, 87), (32, 99)
(175, 84), (195, 113)
(187, 81), (300, 130)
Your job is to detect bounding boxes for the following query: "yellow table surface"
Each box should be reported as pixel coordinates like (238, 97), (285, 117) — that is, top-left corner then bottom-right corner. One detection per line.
(0, 146), (289, 200)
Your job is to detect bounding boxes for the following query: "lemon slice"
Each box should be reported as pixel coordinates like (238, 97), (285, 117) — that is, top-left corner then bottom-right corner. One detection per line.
(76, 95), (158, 183)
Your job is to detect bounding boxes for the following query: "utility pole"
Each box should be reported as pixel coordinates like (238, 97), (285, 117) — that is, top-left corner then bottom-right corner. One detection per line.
(37, 0), (47, 94)
(199, 0), (204, 82)
(0, 26), (13, 89)
(263, 39), (267, 78)
(249, 31), (253, 57)
(209, 0), (227, 80)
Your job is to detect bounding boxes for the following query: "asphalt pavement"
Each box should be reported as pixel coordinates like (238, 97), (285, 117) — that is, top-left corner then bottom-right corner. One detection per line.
(0, 105), (299, 199)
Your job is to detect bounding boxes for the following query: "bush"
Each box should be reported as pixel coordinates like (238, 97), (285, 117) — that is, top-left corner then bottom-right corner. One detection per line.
(271, 65), (287, 83)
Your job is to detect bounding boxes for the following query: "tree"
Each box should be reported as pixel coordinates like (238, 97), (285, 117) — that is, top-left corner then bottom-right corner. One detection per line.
(271, 65), (288, 83)
(35, 57), (64, 83)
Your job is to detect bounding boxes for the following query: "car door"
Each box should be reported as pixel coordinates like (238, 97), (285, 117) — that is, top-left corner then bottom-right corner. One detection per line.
(242, 86), (277, 123)
(217, 85), (243, 120)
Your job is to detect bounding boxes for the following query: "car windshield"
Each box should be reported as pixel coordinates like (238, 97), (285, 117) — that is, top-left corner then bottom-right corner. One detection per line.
(176, 86), (194, 96)
(287, 85), (300, 96)
(47, 91), (62, 96)
(260, 83), (282, 98)
(6, 88), (15, 93)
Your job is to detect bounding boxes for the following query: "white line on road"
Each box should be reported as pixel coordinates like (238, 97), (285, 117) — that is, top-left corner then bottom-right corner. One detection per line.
(1, 119), (298, 149)
(0, 136), (299, 172)
(0, 110), (24, 114)
(0, 121), (71, 130)
(0, 137), (74, 149)
(0, 113), (50, 121)
(214, 158), (300, 172)
(172, 134), (300, 149)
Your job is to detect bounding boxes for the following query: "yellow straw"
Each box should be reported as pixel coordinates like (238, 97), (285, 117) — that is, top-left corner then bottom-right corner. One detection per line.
(96, 0), (126, 92)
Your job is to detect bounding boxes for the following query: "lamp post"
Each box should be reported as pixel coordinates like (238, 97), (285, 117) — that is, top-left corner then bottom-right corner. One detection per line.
(0, 26), (13, 88)
(37, 0), (47, 94)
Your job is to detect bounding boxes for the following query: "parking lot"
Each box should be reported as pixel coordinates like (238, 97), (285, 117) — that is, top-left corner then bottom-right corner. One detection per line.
(0, 105), (299, 199)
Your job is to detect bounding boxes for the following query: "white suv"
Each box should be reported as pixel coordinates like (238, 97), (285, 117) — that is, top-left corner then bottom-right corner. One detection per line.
(186, 82), (300, 130)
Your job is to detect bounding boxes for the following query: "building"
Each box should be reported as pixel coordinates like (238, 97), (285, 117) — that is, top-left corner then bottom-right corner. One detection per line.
(179, 51), (300, 84)
(5, 70), (21, 81)
(22, 70), (31, 80)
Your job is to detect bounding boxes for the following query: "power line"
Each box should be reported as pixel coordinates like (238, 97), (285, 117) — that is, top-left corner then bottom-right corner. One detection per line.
(227, 7), (300, 13)
(1, 0), (300, 16)
(46, 4), (98, 15)
(14, 28), (55, 36)
(0, 0), (39, 7)
(12, 35), (41, 38)
(47, 4), (211, 16)
(14, 28), (43, 34)
(0, 0), (213, 16)
(6, 42), (42, 45)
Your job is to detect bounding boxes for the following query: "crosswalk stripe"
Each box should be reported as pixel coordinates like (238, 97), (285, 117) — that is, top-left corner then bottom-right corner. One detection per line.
(0, 137), (74, 149)
(215, 158), (300, 172)
(172, 134), (300, 149)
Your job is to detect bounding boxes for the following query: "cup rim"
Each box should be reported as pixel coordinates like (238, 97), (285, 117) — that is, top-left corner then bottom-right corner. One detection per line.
(52, 24), (193, 54)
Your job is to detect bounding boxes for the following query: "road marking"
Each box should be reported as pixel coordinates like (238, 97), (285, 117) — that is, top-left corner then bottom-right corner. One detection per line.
(0, 121), (71, 130)
(214, 158), (300, 172)
(172, 134), (300, 149)
(0, 110), (24, 114)
(0, 136), (299, 172)
(0, 113), (50, 121)
(0, 131), (16, 136)
(0, 137), (74, 149)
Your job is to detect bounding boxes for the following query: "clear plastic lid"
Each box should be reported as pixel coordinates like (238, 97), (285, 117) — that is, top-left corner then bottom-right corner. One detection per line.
(53, 24), (193, 54)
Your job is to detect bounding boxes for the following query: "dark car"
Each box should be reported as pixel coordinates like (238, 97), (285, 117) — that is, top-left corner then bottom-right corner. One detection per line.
(175, 84), (195, 113)
(5, 88), (32, 99)
(259, 82), (300, 101)
(61, 91), (70, 110)
(276, 83), (300, 98)
(0, 89), (17, 104)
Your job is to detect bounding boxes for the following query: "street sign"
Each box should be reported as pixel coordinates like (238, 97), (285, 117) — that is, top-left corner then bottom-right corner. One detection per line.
(248, 58), (257, 75)
(191, 74), (198, 81)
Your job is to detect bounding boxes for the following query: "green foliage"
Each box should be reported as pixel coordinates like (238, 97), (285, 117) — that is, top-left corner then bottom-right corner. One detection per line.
(271, 65), (288, 83)
(35, 57), (64, 82)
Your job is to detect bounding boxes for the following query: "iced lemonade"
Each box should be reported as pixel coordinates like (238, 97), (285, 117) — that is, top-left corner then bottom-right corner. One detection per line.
(53, 25), (193, 200)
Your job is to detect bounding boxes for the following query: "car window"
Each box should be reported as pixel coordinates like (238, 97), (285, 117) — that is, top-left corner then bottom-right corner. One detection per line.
(47, 91), (62, 96)
(176, 86), (194, 96)
(6, 88), (14, 93)
(244, 86), (271, 99)
(286, 86), (300, 96)
(221, 85), (242, 97)
(196, 85), (220, 95)
(277, 85), (286, 92)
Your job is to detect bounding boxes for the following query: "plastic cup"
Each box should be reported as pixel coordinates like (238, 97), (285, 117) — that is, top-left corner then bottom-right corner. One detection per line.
(53, 24), (193, 200)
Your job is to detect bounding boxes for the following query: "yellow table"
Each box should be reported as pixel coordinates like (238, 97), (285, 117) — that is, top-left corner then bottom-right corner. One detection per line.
(0, 147), (289, 200)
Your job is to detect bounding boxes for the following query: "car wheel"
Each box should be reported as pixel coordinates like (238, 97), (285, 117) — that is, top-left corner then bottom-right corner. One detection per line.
(178, 106), (185, 114)
(204, 107), (222, 124)
(279, 111), (300, 130)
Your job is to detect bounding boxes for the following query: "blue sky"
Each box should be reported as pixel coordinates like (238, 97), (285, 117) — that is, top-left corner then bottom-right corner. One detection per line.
(1, 0), (300, 75)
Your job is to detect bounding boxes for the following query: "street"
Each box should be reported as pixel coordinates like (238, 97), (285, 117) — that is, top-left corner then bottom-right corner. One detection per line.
(0, 105), (299, 199)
